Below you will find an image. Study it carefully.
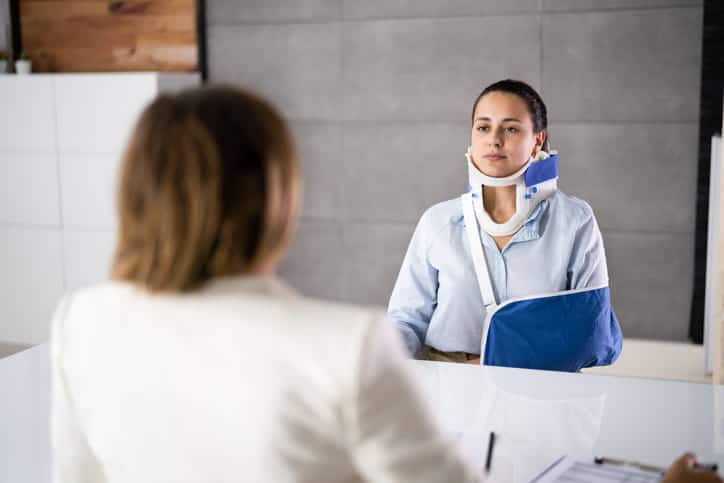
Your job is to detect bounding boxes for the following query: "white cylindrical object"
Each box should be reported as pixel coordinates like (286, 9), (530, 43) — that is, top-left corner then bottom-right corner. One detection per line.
(705, 135), (721, 375)
(15, 60), (31, 75)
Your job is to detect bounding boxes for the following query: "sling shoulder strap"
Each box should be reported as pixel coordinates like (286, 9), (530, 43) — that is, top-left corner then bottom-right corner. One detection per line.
(461, 192), (497, 310)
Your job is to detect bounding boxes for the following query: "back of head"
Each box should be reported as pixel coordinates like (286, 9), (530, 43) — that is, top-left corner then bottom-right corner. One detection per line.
(112, 85), (300, 293)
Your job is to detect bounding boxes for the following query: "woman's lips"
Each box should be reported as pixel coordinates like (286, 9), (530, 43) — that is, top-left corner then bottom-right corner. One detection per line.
(483, 154), (506, 161)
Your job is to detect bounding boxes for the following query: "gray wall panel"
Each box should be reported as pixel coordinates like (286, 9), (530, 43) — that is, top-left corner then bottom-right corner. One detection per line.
(208, 23), (341, 121)
(280, 220), (415, 306)
(0, 1), (7, 54)
(606, 231), (694, 340)
(342, 122), (468, 223)
(553, 122), (699, 234)
(291, 122), (343, 219)
(543, 0), (702, 11)
(279, 219), (345, 300)
(542, 8), (702, 122)
(342, 16), (541, 121)
(340, 223), (416, 306)
(209, 0), (341, 24)
(343, 0), (539, 19)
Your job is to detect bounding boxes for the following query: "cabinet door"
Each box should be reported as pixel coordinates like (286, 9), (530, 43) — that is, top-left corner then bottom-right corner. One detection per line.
(0, 226), (64, 345)
(0, 76), (56, 152)
(55, 73), (158, 154)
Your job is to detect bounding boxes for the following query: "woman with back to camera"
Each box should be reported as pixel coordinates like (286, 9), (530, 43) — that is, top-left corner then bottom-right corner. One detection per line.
(389, 79), (622, 370)
(50, 85), (480, 482)
(49, 84), (718, 483)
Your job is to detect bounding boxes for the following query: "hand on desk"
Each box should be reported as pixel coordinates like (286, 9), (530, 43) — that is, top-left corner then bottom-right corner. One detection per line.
(663, 453), (722, 483)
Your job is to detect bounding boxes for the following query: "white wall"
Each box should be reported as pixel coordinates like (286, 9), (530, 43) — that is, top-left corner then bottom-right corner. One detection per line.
(0, 73), (199, 345)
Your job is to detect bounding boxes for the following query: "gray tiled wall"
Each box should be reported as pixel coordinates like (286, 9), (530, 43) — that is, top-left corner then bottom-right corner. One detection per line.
(207, 0), (703, 340)
(0, 3), (7, 54)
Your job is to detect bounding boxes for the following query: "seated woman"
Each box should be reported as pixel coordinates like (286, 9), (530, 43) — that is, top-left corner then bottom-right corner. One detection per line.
(388, 79), (622, 371)
(50, 86), (479, 482)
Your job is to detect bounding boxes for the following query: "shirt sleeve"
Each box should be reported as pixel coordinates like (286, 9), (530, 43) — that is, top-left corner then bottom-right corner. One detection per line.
(567, 203), (610, 290)
(50, 295), (107, 483)
(348, 314), (482, 483)
(387, 210), (440, 356)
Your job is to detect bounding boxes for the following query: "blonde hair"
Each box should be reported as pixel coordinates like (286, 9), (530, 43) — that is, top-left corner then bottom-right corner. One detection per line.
(112, 85), (300, 292)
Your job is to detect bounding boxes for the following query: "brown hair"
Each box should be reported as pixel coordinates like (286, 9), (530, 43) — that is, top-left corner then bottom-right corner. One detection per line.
(112, 85), (300, 292)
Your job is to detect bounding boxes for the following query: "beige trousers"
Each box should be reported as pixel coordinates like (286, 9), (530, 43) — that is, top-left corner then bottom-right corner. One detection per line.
(418, 347), (479, 363)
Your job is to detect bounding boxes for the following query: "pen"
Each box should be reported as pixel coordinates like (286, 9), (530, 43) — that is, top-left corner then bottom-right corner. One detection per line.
(594, 456), (666, 474)
(595, 457), (719, 474)
(485, 432), (496, 473)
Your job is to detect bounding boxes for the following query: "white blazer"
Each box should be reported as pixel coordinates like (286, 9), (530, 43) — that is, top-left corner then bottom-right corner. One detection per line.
(51, 275), (480, 482)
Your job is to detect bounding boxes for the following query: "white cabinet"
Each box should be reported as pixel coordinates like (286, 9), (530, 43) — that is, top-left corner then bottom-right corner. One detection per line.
(55, 74), (158, 153)
(0, 73), (200, 345)
(62, 230), (118, 293)
(0, 153), (60, 226)
(0, 227), (64, 345)
(0, 76), (56, 152)
(59, 152), (122, 230)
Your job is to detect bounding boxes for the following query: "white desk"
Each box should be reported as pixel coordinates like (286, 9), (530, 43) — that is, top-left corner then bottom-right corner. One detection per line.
(0, 345), (50, 483)
(411, 360), (724, 482)
(1, 346), (722, 483)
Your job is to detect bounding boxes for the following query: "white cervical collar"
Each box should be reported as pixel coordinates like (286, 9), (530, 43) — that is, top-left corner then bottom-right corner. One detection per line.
(466, 146), (559, 237)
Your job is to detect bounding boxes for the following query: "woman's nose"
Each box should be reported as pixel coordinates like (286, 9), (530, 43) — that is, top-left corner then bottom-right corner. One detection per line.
(488, 134), (502, 147)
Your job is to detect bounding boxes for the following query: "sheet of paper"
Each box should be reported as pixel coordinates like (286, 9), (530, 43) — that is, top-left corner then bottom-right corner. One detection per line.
(531, 456), (661, 483)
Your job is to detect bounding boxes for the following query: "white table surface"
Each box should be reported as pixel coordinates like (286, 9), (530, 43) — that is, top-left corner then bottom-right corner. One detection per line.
(0, 345), (50, 483)
(411, 360), (724, 482)
(1, 345), (722, 483)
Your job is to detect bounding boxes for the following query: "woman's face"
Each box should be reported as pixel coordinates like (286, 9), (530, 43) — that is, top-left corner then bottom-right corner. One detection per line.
(470, 91), (546, 178)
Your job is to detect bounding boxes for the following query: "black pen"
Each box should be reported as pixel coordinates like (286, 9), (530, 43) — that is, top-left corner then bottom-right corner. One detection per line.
(595, 457), (719, 474)
(594, 456), (665, 473)
(485, 432), (496, 473)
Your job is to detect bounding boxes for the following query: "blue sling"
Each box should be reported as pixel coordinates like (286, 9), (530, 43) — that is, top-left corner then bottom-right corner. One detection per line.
(461, 192), (622, 372)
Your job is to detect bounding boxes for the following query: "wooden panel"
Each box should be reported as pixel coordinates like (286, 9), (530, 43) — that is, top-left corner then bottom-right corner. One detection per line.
(19, 0), (198, 72)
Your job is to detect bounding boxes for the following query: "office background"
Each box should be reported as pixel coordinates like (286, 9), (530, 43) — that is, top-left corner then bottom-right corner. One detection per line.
(0, 0), (705, 347)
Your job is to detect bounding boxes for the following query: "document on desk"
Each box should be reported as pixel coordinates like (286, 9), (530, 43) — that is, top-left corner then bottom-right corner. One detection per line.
(530, 456), (662, 483)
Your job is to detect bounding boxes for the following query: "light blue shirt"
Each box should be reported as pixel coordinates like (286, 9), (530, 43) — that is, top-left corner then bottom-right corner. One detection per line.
(387, 190), (610, 356)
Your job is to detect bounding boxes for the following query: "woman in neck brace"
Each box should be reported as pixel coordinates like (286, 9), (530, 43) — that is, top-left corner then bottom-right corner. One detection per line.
(388, 79), (622, 371)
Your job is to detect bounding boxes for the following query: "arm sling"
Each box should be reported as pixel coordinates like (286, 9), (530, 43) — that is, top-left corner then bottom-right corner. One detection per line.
(461, 192), (622, 372)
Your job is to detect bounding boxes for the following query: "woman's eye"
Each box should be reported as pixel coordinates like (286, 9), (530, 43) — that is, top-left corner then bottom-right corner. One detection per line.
(477, 125), (489, 132)
(506, 127), (519, 133)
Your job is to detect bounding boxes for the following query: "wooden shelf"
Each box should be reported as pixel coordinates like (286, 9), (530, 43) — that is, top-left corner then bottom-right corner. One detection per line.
(19, 0), (198, 73)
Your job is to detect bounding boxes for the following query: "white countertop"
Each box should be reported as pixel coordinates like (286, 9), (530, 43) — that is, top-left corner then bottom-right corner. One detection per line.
(0, 345), (721, 482)
(581, 338), (710, 384)
(0, 345), (50, 483)
(410, 360), (723, 482)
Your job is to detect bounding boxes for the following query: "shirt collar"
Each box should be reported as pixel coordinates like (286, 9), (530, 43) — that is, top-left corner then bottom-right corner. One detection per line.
(513, 199), (548, 243)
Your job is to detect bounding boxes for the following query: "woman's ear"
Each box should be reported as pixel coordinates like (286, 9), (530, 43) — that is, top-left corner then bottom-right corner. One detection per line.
(532, 130), (547, 157)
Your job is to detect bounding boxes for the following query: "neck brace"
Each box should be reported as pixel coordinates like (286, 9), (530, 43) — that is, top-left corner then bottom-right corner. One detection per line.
(466, 146), (559, 237)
